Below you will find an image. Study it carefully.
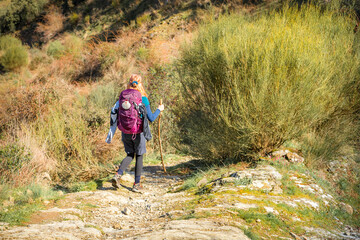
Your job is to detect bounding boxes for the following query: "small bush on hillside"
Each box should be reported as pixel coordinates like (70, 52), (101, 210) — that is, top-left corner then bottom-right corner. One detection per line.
(3, 85), (58, 128)
(84, 82), (119, 129)
(69, 13), (80, 26)
(96, 42), (121, 71)
(47, 40), (65, 58)
(63, 34), (83, 57)
(0, 35), (28, 71)
(0, 144), (31, 184)
(136, 47), (150, 61)
(0, 46), (29, 71)
(136, 13), (152, 27)
(0, 35), (22, 50)
(111, 0), (121, 8)
(29, 48), (52, 70)
(177, 5), (360, 161)
(88, 82), (120, 111)
(84, 15), (90, 25)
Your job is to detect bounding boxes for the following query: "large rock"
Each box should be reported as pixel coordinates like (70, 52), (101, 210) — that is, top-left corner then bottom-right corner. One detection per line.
(272, 149), (290, 157)
(227, 165), (282, 193)
(286, 152), (304, 163)
(271, 149), (304, 163)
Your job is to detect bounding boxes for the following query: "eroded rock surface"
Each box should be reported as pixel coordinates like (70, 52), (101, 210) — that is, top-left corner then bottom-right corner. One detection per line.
(0, 170), (249, 240)
(0, 163), (357, 240)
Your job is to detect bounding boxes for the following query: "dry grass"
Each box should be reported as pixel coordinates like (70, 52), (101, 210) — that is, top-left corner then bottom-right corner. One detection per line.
(17, 126), (58, 175)
(36, 5), (65, 42)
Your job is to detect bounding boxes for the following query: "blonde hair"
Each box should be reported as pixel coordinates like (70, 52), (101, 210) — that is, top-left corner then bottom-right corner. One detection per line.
(128, 74), (148, 97)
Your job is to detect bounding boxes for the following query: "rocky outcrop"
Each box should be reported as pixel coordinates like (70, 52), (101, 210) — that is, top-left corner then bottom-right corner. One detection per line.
(271, 149), (304, 163)
(211, 165), (283, 194)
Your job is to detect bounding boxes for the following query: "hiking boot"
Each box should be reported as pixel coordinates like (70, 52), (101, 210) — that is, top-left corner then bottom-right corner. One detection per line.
(132, 183), (143, 193)
(111, 174), (121, 189)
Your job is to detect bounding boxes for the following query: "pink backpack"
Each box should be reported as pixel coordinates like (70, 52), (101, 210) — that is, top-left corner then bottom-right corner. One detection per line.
(117, 89), (143, 134)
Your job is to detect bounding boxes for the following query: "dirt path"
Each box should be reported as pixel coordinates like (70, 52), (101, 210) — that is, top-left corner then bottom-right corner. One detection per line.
(0, 165), (250, 240)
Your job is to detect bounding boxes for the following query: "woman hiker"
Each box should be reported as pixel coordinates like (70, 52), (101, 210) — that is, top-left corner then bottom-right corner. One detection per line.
(105, 74), (164, 192)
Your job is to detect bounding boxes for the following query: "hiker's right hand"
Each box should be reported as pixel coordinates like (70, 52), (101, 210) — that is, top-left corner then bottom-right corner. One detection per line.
(158, 104), (164, 112)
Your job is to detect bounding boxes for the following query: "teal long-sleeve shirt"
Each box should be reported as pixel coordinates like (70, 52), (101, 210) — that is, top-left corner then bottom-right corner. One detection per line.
(142, 96), (160, 122)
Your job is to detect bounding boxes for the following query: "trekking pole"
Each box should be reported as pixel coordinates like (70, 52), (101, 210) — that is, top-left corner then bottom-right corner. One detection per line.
(158, 99), (166, 173)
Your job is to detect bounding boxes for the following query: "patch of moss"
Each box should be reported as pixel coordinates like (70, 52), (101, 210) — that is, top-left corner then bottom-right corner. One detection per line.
(0, 202), (42, 225)
(243, 227), (262, 240)
(76, 203), (99, 210)
(68, 181), (98, 192)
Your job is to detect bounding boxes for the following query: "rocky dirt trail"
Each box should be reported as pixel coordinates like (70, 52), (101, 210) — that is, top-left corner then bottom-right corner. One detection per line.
(1, 159), (359, 240)
(0, 165), (250, 240)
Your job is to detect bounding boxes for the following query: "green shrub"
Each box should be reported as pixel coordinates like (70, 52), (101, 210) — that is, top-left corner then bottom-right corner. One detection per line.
(47, 40), (65, 59)
(85, 82), (119, 129)
(89, 82), (120, 111)
(136, 13), (152, 27)
(0, 35), (22, 50)
(0, 45), (29, 71)
(29, 48), (52, 70)
(136, 47), (150, 61)
(63, 34), (83, 57)
(176, 5), (360, 161)
(0, 0), (49, 33)
(46, 35), (83, 59)
(69, 12), (79, 26)
(111, 0), (121, 8)
(97, 42), (120, 70)
(84, 15), (90, 25)
(144, 65), (181, 153)
(0, 144), (31, 183)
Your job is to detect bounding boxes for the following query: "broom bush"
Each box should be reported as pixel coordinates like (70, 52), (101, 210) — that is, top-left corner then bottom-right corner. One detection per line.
(177, 5), (360, 161)
(0, 35), (28, 71)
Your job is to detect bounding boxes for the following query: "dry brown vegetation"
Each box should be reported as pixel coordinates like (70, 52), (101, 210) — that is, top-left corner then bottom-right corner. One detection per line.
(36, 5), (65, 43)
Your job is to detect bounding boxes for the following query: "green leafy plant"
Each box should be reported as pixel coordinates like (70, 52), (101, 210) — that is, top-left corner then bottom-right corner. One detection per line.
(47, 40), (65, 59)
(29, 48), (52, 70)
